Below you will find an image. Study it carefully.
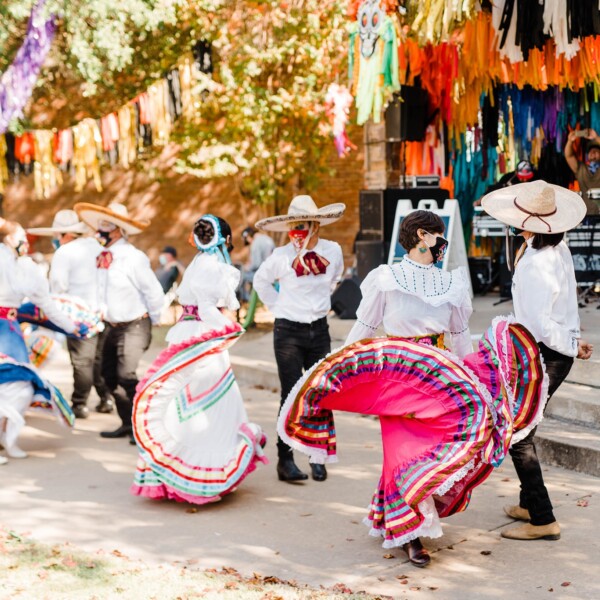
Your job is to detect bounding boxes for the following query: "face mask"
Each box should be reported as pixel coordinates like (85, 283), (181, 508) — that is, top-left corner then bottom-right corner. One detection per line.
(6, 227), (28, 256)
(52, 238), (61, 251)
(96, 230), (112, 247)
(424, 232), (449, 264)
(158, 254), (168, 266)
(288, 229), (310, 251)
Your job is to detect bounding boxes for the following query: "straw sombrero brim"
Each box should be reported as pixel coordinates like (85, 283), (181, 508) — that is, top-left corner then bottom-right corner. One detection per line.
(27, 222), (90, 236)
(256, 203), (346, 232)
(74, 203), (149, 235)
(481, 183), (586, 234)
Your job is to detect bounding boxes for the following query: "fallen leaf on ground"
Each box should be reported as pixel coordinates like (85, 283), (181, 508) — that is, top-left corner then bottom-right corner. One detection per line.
(382, 553), (394, 559)
(410, 587), (421, 591)
(62, 556), (77, 568)
(501, 478), (511, 482)
(481, 550), (492, 555)
(111, 549), (127, 558)
(186, 507), (199, 513)
(299, 513), (312, 517)
(330, 583), (353, 593)
(561, 582), (571, 587)
(576, 499), (589, 507)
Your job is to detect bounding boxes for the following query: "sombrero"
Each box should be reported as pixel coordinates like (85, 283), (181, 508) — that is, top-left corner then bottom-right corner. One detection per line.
(481, 180), (586, 234)
(74, 202), (150, 235)
(28, 210), (89, 236)
(255, 195), (345, 232)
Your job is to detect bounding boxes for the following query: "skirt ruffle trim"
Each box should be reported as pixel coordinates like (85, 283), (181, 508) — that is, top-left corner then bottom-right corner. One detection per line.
(131, 424), (268, 505)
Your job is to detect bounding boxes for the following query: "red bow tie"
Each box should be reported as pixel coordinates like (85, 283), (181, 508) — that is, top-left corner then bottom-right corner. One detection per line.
(292, 251), (330, 277)
(96, 251), (113, 269)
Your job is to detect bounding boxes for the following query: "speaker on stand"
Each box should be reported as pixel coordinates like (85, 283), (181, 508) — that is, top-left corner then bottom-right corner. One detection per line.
(331, 278), (362, 319)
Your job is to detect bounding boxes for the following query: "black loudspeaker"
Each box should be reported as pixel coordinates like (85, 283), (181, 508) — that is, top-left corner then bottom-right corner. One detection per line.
(385, 86), (429, 142)
(359, 190), (384, 238)
(468, 257), (493, 295)
(331, 278), (362, 320)
(356, 240), (385, 282)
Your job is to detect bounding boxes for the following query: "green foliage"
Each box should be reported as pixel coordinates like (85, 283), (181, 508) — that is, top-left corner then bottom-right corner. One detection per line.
(1, 0), (349, 206)
(173, 0), (348, 207)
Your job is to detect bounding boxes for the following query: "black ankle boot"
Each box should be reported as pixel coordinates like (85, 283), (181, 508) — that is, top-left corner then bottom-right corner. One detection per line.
(402, 538), (431, 567)
(310, 463), (327, 481)
(277, 456), (308, 482)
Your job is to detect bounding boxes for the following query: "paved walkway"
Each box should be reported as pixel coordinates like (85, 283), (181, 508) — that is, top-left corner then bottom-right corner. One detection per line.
(2, 296), (600, 599)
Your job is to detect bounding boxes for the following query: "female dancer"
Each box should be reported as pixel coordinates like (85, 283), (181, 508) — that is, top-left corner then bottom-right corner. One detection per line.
(131, 215), (267, 504)
(279, 210), (548, 567)
(0, 218), (80, 463)
(482, 180), (592, 541)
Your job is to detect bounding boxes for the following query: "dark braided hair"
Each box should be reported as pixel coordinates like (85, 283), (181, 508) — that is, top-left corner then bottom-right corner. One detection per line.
(193, 216), (233, 250)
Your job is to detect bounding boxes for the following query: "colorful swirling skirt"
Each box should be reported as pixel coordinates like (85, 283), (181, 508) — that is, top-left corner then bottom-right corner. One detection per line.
(18, 295), (104, 339)
(131, 322), (267, 505)
(278, 317), (548, 547)
(0, 349), (74, 428)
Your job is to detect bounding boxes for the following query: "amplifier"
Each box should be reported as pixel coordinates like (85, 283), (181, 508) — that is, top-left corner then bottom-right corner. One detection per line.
(401, 175), (441, 188)
(472, 208), (507, 237)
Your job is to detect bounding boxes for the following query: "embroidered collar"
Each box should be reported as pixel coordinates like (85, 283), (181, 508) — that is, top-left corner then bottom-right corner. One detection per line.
(389, 260), (453, 298)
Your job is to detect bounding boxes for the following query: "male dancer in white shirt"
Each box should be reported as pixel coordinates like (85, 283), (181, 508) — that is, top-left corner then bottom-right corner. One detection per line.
(28, 210), (113, 419)
(482, 181), (593, 541)
(74, 203), (165, 443)
(254, 196), (345, 482)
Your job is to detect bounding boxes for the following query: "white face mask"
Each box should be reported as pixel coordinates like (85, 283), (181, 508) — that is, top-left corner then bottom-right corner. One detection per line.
(6, 226), (29, 256)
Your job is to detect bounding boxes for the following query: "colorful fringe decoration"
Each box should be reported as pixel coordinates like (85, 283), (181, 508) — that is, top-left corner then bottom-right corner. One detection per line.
(278, 317), (547, 547)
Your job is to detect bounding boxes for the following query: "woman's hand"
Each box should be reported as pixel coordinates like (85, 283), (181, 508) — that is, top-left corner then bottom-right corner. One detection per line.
(577, 339), (594, 360)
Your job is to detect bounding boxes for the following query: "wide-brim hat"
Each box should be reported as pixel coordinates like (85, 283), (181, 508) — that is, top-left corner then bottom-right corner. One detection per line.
(481, 180), (586, 234)
(74, 202), (150, 235)
(27, 209), (89, 236)
(255, 195), (345, 232)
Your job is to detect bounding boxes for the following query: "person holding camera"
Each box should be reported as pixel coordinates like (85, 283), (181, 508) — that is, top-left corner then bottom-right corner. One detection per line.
(565, 128), (600, 215)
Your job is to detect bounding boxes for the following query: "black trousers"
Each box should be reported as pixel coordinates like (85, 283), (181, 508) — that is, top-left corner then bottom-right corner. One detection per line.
(509, 343), (574, 525)
(101, 317), (152, 428)
(273, 316), (331, 458)
(66, 329), (109, 407)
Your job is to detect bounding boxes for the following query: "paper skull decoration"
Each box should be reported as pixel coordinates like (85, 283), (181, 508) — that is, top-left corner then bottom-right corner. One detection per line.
(358, 0), (385, 59)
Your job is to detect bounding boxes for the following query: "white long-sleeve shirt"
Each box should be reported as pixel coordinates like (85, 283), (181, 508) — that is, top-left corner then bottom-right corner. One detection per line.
(49, 236), (102, 308)
(176, 252), (240, 330)
(512, 239), (580, 357)
(0, 244), (76, 334)
(97, 238), (165, 324)
(345, 258), (473, 359)
(253, 239), (344, 324)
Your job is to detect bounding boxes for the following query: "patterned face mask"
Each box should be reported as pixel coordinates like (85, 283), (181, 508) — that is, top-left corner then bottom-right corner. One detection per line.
(288, 229), (310, 251)
(423, 231), (449, 264)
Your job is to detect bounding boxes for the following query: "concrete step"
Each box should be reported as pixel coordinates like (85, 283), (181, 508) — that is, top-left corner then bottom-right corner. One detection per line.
(567, 357), (600, 387)
(546, 381), (600, 428)
(535, 417), (600, 477)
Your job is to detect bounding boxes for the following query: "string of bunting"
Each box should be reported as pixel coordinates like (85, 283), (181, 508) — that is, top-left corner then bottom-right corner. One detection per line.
(0, 41), (213, 199)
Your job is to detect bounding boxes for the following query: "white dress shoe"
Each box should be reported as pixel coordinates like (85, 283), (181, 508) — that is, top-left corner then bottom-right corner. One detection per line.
(0, 455), (8, 465)
(6, 445), (28, 459)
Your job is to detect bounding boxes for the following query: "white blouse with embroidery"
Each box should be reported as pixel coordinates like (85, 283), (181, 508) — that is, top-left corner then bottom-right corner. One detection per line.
(345, 258), (473, 358)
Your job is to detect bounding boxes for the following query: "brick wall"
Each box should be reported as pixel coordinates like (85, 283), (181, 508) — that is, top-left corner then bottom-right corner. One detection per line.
(4, 127), (364, 270)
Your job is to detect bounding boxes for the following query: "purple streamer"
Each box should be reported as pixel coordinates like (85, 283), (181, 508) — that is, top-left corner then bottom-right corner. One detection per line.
(0, 0), (56, 134)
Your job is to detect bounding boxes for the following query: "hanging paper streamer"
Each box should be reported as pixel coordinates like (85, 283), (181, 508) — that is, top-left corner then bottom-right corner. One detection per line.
(324, 83), (356, 157)
(0, 0), (56, 134)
